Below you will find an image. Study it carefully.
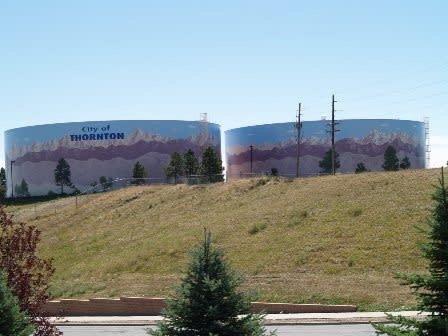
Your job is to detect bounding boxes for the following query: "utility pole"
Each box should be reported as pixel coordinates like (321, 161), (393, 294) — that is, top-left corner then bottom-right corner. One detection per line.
(294, 102), (303, 178)
(328, 95), (340, 175)
(249, 145), (254, 174)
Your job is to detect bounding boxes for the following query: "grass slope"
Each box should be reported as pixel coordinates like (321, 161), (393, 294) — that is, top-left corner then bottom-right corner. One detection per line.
(6, 169), (439, 311)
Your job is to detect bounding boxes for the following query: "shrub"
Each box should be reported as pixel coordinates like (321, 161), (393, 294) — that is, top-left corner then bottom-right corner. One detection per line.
(355, 162), (368, 174)
(0, 206), (61, 336)
(248, 223), (267, 235)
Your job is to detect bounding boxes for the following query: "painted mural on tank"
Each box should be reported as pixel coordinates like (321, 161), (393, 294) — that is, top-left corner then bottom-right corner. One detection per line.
(225, 119), (426, 179)
(5, 120), (221, 197)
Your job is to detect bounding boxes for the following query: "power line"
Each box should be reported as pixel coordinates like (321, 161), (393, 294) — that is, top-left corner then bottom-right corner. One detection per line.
(347, 79), (448, 104)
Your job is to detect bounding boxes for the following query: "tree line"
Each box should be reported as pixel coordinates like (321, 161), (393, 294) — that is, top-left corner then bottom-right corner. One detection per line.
(0, 145), (224, 199)
(0, 144), (417, 200)
(317, 145), (412, 175)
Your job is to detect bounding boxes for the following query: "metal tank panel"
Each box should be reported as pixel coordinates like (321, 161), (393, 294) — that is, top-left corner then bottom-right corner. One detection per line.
(4, 120), (221, 197)
(225, 119), (426, 179)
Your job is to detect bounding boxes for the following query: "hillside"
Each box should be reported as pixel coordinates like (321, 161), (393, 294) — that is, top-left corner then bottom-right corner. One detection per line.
(5, 169), (440, 311)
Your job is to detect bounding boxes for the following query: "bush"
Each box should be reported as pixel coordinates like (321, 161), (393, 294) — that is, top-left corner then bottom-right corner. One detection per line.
(0, 206), (61, 336)
(248, 223), (267, 235)
(355, 162), (368, 174)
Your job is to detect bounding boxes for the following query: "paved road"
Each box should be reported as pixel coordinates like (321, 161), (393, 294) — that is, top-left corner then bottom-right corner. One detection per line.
(59, 324), (376, 335)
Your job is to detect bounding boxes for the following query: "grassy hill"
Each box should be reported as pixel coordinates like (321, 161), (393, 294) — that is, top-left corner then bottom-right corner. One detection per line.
(5, 169), (441, 311)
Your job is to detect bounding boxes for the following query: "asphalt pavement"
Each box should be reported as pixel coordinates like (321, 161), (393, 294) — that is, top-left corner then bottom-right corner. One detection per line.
(59, 324), (377, 335)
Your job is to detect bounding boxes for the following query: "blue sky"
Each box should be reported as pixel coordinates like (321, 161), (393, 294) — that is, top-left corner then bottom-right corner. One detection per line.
(1, 0), (446, 167)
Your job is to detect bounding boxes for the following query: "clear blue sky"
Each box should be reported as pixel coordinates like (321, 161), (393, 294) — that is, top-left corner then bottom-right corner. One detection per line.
(1, 0), (446, 168)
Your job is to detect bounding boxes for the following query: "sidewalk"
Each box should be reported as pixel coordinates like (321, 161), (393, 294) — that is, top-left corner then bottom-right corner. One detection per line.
(50, 311), (427, 326)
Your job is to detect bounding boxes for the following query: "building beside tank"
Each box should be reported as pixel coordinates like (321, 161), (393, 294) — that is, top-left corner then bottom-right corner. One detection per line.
(225, 119), (426, 179)
(4, 120), (221, 197)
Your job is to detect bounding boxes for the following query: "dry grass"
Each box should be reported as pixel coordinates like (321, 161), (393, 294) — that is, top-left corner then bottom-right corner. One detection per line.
(5, 169), (440, 311)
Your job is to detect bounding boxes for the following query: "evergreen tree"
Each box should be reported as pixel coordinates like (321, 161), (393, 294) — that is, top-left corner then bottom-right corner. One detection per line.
(400, 156), (411, 170)
(200, 147), (224, 183)
(382, 146), (399, 171)
(14, 179), (30, 197)
(0, 168), (6, 201)
(319, 149), (340, 174)
(132, 161), (148, 185)
(149, 230), (274, 336)
(374, 167), (448, 335)
(54, 158), (72, 194)
(184, 149), (199, 177)
(355, 162), (368, 174)
(0, 168), (5, 187)
(0, 271), (34, 336)
(165, 152), (185, 183)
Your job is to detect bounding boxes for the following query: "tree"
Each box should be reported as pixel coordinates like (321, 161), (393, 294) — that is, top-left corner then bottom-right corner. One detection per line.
(400, 156), (411, 170)
(374, 168), (448, 335)
(0, 271), (34, 336)
(149, 230), (274, 336)
(0, 167), (6, 201)
(355, 162), (368, 174)
(382, 146), (399, 171)
(99, 176), (113, 191)
(319, 149), (340, 174)
(183, 149), (199, 177)
(165, 152), (185, 184)
(54, 158), (72, 194)
(132, 161), (148, 185)
(0, 206), (61, 336)
(15, 179), (30, 197)
(200, 146), (224, 183)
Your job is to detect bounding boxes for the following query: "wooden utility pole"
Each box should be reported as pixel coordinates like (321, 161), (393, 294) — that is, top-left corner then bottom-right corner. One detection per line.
(295, 102), (303, 178)
(329, 95), (340, 175)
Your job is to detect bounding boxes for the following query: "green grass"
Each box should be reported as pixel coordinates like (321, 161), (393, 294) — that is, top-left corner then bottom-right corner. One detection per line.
(4, 168), (439, 311)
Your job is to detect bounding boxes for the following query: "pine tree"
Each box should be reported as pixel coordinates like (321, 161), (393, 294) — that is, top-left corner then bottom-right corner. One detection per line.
(0, 168), (6, 201)
(374, 167), (448, 335)
(132, 161), (148, 185)
(15, 179), (30, 197)
(355, 162), (368, 174)
(0, 271), (34, 336)
(149, 230), (274, 336)
(165, 152), (185, 184)
(400, 156), (411, 170)
(382, 146), (399, 171)
(54, 158), (72, 194)
(319, 149), (340, 174)
(200, 147), (224, 183)
(184, 149), (199, 177)
(0, 168), (5, 187)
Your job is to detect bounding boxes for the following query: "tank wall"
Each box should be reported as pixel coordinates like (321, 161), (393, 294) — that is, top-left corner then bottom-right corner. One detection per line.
(225, 119), (426, 178)
(5, 120), (221, 197)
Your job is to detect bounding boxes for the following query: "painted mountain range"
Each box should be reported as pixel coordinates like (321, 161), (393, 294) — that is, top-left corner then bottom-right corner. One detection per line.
(226, 130), (425, 177)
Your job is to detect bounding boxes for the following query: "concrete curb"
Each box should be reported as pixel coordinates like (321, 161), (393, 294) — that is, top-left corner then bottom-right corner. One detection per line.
(49, 311), (428, 326)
